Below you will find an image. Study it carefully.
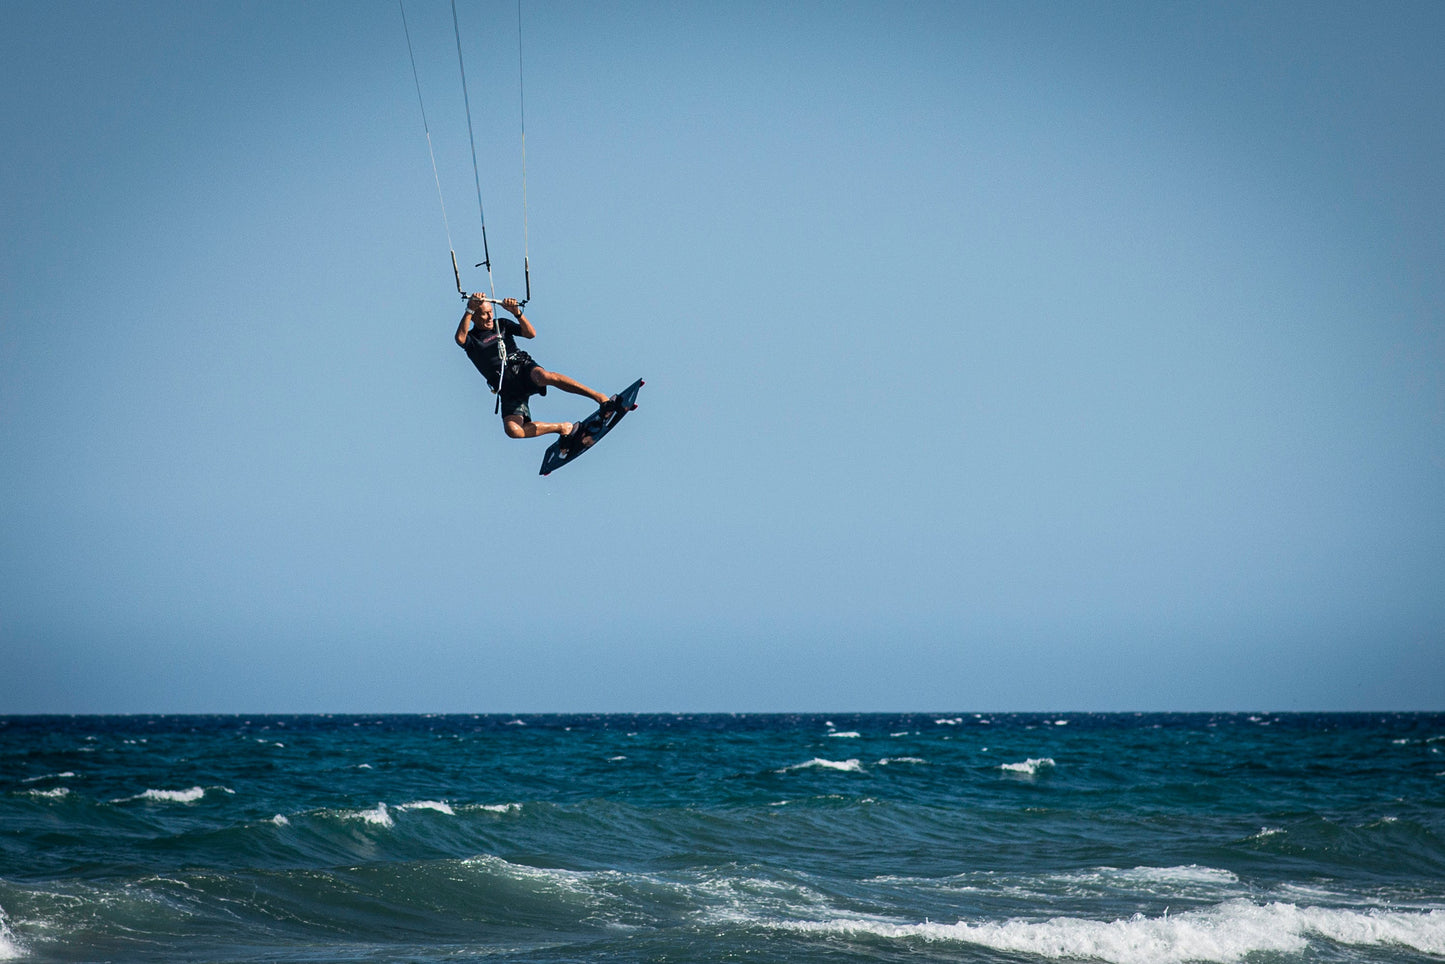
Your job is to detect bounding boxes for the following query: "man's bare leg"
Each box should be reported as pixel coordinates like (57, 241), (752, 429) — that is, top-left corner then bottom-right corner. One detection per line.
(533, 368), (609, 406)
(504, 416), (572, 439)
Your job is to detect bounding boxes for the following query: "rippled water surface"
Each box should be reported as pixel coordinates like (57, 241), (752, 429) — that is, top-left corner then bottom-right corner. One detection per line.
(2, 713), (1443, 962)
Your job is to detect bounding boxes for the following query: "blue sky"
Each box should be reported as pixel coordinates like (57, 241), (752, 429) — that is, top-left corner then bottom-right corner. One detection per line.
(2, 1), (1441, 713)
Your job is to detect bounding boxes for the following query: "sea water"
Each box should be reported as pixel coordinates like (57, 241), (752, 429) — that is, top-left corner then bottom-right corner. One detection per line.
(1, 713), (1442, 962)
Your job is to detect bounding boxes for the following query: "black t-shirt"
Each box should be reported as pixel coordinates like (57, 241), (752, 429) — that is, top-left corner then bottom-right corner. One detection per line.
(461, 317), (522, 391)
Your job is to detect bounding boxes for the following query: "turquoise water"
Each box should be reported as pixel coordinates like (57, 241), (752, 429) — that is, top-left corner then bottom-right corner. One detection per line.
(2, 713), (1443, 962)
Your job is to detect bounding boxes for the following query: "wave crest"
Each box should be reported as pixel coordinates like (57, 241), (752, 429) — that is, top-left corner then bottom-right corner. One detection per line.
(778, 901), (1445, 963)
(115, 786), (227, 804)
(781, 759), (863, 773)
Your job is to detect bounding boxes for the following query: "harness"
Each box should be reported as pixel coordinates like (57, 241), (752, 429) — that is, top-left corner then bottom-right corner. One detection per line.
(475, 325), (511, 412)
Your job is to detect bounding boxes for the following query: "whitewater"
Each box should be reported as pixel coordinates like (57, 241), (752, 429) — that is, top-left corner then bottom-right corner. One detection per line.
(2, 713), (1442, 962)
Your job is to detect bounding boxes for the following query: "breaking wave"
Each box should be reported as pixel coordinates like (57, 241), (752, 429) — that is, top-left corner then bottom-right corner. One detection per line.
(776, 901), (1445, 963)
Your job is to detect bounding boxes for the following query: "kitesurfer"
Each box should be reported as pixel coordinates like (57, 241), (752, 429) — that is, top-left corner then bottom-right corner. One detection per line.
(456, 294), (611, 442)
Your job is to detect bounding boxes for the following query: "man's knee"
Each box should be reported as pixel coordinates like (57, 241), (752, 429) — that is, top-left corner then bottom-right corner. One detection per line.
(531, 366), (554, 387)
(503, 418), (527, 438)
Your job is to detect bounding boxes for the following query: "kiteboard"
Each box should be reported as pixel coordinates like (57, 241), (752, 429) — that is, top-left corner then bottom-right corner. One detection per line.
(539, 378), (644, 476)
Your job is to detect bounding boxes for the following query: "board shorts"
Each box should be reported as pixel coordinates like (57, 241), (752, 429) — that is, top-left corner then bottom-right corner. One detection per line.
(498, 350), (546, 422)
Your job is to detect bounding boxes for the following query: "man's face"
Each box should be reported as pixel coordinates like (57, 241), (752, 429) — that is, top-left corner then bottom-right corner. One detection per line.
(471, 298), (494, 325)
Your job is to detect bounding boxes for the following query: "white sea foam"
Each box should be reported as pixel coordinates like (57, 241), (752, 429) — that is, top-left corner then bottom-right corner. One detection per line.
(22, 772), (76, 783)
(460, 854), (594, 898)
(1301, 905), (1445, 953)
(877, 757), (927, 765)
(1269, 881), (1356, 905)
(0, 905), (22, 961)
(119, 786), (209, 804)
(865, 865), (1244, 905)
(25, 787), (70, 799)
(158, 785), (231, 802)
(354, 802), (393, 827)
(1051, 866), (1241, 901)
(935, 718), (964, 725)
(1073, 866), (1238, 887)
(828, 731), (861, 739)
(476, 803), (522, 814)
(782, 759), (863, 773)
(271, 814), (290, 826)
(1001, 758), (1055, 776)
(398, 800), (455, 815)
(776, 902), (1445, 963)
(688, 867), (858, 925)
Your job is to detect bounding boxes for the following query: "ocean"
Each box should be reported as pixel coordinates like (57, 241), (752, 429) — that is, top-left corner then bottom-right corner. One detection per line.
(1, 713), (1442, 962)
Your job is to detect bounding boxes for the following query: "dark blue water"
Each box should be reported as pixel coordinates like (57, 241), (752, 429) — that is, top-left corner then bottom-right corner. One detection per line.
(2, 713), (1443, 962)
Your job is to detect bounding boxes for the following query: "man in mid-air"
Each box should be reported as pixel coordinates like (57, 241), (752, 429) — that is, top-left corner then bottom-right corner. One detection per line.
(456, 294), (611, 444)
